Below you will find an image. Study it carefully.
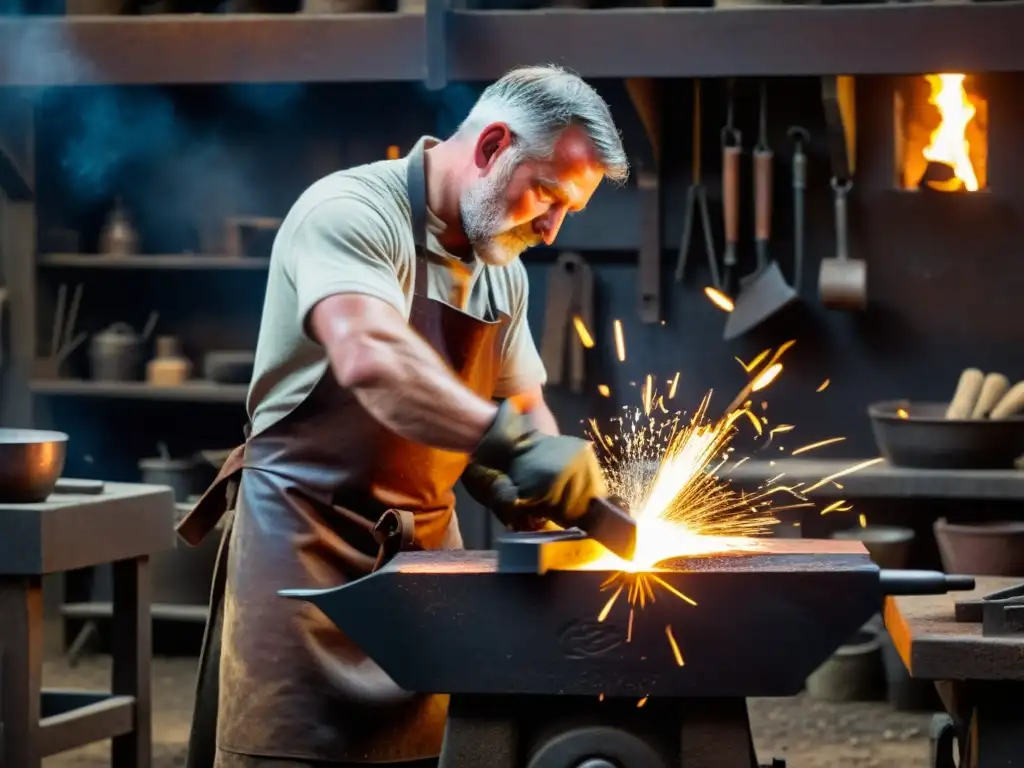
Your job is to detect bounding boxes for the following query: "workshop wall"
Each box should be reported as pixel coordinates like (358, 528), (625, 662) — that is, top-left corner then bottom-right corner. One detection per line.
(30, 75), (1024, 489)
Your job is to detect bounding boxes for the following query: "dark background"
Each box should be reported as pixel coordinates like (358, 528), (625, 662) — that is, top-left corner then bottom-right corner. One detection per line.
(24, 73), (1024, 483)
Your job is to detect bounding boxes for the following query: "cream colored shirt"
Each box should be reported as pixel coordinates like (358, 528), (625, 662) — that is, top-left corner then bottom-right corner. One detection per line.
(247, 138), (547, 436)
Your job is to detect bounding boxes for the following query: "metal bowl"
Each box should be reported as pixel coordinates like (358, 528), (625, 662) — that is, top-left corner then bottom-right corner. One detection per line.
(0, 428), (69, 503)
(868, 400), (1024, 470)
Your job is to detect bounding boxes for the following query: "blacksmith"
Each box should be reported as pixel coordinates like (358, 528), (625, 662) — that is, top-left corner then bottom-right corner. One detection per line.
(178, 64), (629, 768)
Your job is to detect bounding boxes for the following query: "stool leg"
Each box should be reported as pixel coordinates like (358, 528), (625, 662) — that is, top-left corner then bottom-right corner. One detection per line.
(111, 556), (152, 768)
(0, 575), (43, 768)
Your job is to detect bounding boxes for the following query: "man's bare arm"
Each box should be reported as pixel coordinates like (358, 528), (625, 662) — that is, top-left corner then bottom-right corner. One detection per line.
(310, 293), (497, 452)
(507, 386), (559, 436)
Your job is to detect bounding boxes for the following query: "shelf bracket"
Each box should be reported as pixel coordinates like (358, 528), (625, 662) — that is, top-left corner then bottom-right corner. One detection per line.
(424, 0), (448, 91)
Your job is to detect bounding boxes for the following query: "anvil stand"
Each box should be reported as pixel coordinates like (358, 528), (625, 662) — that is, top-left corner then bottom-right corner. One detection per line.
(440, 694), (779, 768)
(927, 583), (1024, 768)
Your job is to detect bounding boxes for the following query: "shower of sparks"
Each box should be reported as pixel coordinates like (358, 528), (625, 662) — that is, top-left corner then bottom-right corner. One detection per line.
(817, 379), (831, 392)
(598, 384), (611, 397)
(577, 323), (879, 672)
(705, 287), (734, 312)
(573, 316), (595, 348)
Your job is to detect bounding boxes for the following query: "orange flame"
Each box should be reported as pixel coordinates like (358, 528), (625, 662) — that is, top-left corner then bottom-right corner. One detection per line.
(922, 74), (979, 192)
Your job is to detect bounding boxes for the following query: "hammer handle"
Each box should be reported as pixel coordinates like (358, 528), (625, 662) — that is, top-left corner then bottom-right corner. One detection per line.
(754, 148), (773, 243)
(723, 145), (741, 247)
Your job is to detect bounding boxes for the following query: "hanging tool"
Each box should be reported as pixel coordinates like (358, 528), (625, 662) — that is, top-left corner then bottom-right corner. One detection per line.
(674, 79), (721, 291)
(539, 252), (594, 394)
(787, 126), (810, 293)
(819, 177), (867, 310)
(720, 80), (741, 296)
(724, 82), (797, 341)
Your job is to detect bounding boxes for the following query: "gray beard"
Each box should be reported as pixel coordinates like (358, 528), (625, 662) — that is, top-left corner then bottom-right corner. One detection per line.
(459, 150), (528, 267)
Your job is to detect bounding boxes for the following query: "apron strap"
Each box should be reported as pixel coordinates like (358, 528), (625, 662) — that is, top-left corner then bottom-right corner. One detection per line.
(176, 443), (246, 546)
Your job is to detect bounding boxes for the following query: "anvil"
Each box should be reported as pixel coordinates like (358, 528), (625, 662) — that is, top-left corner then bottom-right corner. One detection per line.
(282, 536), (973, 700)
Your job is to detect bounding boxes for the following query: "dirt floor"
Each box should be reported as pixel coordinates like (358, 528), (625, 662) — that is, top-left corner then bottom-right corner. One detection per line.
(40, 643), (937, 768)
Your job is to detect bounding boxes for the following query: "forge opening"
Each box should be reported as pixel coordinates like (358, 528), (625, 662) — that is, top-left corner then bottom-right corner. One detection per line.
(895, 73), (988, 192)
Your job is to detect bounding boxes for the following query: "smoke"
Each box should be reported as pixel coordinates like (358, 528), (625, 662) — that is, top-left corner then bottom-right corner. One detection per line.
(1, 17), (306, 240)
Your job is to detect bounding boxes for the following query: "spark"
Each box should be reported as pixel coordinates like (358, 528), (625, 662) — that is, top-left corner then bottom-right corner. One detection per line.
(637, 696), (649, 708)
(897, 407), (909, 419)
(643, 375), (654, 416)
(751, 363), (782, 392)
(573, 316), (595, 348)
(803, 458), (884, 494)
(705, 287), (734, 312)
(817, 379), (831, 392)
(613, 320), (626, 362)
(598, 384), (611, 397)
(668, 372), (680, 399)
(737, 348), (771, 374)
(790, 437), (845, 456)
(820, 500), (852, 515)
(859, 514), (867, 528)
(665, 625), (684, 667)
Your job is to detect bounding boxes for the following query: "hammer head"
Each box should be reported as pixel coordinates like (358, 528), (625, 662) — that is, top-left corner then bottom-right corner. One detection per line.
(575, 496), (638, 561)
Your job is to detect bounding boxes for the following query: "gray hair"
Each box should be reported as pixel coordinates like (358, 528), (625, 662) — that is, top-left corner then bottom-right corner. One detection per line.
(457, 65), (629, 184)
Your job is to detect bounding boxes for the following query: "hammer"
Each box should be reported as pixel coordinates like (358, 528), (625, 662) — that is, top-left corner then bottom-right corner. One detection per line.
(574, 495), (638, 562)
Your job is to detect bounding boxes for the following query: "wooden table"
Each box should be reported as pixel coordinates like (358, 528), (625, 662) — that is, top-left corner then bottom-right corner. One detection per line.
(884, 577), (1024, 768)
(0, 480), (175, 768)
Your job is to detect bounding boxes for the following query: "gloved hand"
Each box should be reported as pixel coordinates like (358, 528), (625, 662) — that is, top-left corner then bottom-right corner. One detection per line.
(469, 400), (608, 527)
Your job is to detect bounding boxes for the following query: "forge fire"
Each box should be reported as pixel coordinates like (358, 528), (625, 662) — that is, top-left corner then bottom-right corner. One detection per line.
(896, 72), (988, 192)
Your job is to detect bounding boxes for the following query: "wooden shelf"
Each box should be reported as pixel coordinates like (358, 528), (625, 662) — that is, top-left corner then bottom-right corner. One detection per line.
(450, 2), (1024, 79)
(31, 380), (248, 403)
(0, 14), (425, 86)
(38, 253), (270, 270)
(2, 4), (1024, 87)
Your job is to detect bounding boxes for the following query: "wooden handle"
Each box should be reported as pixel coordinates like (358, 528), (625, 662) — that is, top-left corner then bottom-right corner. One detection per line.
(754, 149), (773, 242)
(723, 145), (741, 245)
(971, 373), (1010, 419)
(945, 368), (985, 419)
(990, 380), (1024, 420)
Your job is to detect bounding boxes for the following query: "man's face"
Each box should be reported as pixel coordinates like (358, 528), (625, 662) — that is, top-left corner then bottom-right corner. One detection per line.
(460, 124), (605, 267)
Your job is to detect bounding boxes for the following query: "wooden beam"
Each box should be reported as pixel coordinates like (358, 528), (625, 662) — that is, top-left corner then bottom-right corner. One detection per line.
(2, 4), (1024, 86)
(448, 3), (1024, 80)
(0, 14), (425, 86)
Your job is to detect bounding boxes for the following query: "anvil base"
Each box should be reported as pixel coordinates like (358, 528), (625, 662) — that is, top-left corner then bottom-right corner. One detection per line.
(440, 694), (779, 768)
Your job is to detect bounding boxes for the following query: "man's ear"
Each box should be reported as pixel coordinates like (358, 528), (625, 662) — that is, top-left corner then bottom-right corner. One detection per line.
(474, 123), (513, 170)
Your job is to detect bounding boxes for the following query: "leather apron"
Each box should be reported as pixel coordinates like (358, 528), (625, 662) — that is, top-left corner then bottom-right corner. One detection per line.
(178, 142), (510, 765)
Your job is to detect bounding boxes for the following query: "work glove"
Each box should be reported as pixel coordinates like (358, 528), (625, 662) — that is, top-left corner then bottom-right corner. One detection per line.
(469, 400), (608, 528)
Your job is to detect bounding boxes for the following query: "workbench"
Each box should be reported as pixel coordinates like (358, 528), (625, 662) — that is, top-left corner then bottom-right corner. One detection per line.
(729, 459), (1024, 501)
(0, 480), (176, 768)
(884, 577), (1024, 768)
